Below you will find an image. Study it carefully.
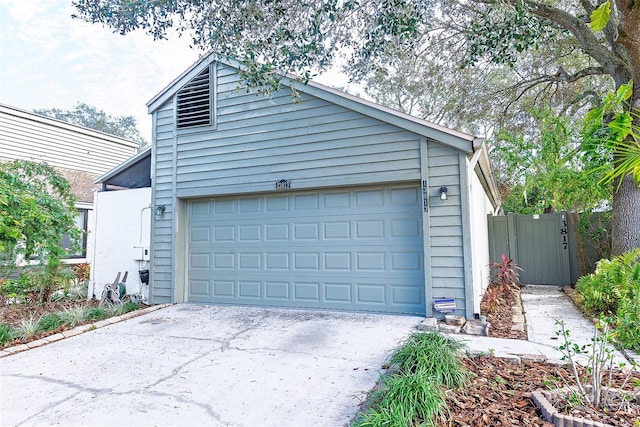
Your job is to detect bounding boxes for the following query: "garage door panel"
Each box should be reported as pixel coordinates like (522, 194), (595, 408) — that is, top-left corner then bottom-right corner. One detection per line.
(187, 185), (425, 314)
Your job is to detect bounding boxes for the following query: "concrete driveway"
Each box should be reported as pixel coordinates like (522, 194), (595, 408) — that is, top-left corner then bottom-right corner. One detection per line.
(0, 304), (420, 426)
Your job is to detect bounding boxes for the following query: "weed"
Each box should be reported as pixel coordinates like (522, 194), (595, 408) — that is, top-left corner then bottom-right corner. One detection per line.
(37, 313), (62, 332)
(0, 323), (14, 345)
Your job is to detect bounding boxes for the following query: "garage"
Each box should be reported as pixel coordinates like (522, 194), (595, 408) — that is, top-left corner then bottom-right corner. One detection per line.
(187, 185), (426, 314)
(145, 56), (501, 318)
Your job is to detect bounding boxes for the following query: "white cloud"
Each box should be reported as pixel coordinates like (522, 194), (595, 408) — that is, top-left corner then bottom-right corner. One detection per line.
(0, 0), (198, 141)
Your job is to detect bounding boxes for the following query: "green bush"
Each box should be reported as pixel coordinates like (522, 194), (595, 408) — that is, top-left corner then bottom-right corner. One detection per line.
(0, 323), (14, 346)
(576, 248), (640, 350)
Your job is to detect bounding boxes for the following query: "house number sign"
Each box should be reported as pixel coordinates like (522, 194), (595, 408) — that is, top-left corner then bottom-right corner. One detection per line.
(276, 179), (291, 190)
(560, 217), (568, 250)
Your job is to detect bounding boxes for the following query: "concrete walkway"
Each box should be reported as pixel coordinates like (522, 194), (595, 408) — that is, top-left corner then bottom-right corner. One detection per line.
(448, 285), (634, 366)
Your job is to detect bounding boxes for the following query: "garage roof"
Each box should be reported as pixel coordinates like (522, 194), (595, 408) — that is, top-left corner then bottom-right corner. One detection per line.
(147, 54), (479, 153)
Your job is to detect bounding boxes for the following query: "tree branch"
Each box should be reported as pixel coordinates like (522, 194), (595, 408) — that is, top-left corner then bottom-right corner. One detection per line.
(474, 0), (632, 80)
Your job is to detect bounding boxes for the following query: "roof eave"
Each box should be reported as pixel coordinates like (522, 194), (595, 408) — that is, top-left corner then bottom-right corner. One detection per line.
(94, 146), (152, 184)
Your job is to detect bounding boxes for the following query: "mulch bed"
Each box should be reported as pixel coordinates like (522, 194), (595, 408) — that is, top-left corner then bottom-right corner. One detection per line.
(0, 300), (148, 350)
(481, 283), (527, 340)
(440, 356), (640, 427)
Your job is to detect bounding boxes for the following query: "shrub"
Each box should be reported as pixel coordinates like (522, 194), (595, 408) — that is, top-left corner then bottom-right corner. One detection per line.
(576, 248), (640, 350)
(489, 253), (523, 287)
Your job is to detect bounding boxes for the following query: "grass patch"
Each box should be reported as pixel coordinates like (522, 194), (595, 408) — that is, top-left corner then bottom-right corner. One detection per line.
(353, 332), (469, 427)
(37, 313), (62, 332)
(85, 307), (109, 321)
(0, 323), (14, 346)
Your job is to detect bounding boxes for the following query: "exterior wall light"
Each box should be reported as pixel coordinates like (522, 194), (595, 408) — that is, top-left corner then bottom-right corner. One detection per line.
(155, 205), (166, 216)
(439, 186), (448, 201)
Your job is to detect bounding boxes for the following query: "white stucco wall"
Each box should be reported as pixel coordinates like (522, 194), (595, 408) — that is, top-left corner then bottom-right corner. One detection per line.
(89, 188), (152, 301)
(468, 167), (494, 316)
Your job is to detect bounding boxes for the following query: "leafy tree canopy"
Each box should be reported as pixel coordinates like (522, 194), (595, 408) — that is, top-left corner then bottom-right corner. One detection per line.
(35, 102), (148, 148)
(72, 0), (640, 253)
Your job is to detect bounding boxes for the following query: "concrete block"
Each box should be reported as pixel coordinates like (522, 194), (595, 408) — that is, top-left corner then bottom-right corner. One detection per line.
(416, 318), (438, 332)
(444, 315), (465, 326)
(43, 333), (65, 343)
(105, 316), (122, 324)
(62, 328), (83, 338)
(462, 319), (489, 336)
(0, 350), (12, 358)
(495, 353), (521, 363)
(439, 324), (461, 334)
(92, 320), (111, 329)
(520, 354), (547, 363)
(26, 339), (49, 349)
(119, 311), (140, 321)
(4, 344), (29, 354)
(76, 324), (94, 332)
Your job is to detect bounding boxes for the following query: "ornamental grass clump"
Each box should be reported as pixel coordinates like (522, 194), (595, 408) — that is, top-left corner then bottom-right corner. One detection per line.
(390, 332), (470, 388)
(353, 332), (469, 427)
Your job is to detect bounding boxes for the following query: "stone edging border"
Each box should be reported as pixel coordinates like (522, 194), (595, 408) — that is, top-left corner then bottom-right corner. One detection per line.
(532, 389), (615, 427)
(0, 304), (172, 358)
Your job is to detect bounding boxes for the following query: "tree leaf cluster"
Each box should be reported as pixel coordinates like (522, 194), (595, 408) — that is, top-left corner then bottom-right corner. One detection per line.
(0, 161), (80, 278)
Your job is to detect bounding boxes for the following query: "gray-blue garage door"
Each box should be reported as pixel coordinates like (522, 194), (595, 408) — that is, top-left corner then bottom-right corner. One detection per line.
(187, 185), (425, 314)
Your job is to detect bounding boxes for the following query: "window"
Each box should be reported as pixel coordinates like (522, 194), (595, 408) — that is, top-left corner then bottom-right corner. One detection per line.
(61, 209), (88, 259)
(176, 65), (213, 129)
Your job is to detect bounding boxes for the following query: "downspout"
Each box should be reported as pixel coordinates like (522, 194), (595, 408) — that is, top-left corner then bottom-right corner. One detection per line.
(89, 189), (99, 299)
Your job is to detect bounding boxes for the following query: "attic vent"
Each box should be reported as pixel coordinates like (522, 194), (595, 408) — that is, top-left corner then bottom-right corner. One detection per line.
(176, 66), (211, 129)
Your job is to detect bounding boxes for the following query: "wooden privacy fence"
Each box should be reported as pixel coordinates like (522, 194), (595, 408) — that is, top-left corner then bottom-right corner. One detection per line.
(488, 212), (573, 286)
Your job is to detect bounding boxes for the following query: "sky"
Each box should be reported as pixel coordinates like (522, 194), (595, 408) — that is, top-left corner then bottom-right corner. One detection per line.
(0, 1), (350, 142)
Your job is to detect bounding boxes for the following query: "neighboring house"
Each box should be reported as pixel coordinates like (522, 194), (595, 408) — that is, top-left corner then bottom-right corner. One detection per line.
(0, 103), (139, 264)
(145, 55), (501, 319)
(90, 148), (152, 300)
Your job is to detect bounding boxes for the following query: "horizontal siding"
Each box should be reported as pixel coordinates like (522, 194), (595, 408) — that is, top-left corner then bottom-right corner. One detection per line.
(174, 63), (421, 196)
(0, 109), (137, 174)
(427, 141), (466, 316)
(151, 100), (175, 304)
